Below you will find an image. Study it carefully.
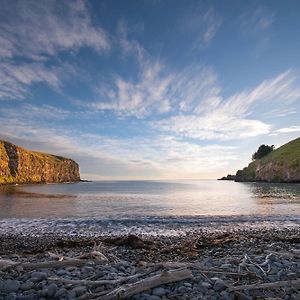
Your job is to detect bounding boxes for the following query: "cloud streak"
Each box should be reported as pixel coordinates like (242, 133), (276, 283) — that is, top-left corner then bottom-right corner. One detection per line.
(0, 106), (238, 179)
(0, 0), (110, 60)
(0, 62), (74, 100)
(153, 70), (300, 140)
(187, 7), (222, 47)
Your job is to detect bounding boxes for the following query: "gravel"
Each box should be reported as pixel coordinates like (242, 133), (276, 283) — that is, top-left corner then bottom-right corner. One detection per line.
(0, 228), (299, 300)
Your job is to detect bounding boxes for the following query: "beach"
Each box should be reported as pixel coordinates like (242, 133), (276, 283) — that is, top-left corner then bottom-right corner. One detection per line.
(1, 226), (300, 300)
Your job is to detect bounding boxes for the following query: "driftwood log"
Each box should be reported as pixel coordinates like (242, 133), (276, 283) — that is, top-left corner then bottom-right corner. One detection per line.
(96, 268), (193, 300)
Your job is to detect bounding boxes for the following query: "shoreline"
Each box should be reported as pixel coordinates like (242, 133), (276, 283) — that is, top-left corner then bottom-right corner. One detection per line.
(1, 227), (299, 299)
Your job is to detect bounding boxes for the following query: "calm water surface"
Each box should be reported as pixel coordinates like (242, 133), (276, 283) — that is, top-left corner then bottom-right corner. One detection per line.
(0, 180), (299, 235)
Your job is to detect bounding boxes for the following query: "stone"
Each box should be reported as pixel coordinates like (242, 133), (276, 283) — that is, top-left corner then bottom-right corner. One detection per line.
(72, 286), (87, 296)
(30, 272), (47, 280)
(82, 266), (94, 273)
(177, 286), (188, 294)
(183, 282), (192, 288)
(201, 282), (212, 289)
(56, 269), (67, 276)
(220, 291), (234, 300)
(147, 296), (161, 300)
(55, 287), (67, 298)
(15, 295), (38, 300)
(152, 287), (166, 296)
(213, 278), (227, 292)
(5, 294), (17, 300)
(0, 280), (21, 293)
(47, 283), (58, 297)
(220, 264), (233, 270)
(20, 281), (34, 291)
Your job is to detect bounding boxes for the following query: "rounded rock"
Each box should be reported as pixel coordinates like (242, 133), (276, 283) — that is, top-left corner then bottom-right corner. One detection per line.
(148, 296), (161, 300)
(47, 283), (58, 297)
(213, 278), (227, 292)
(0, 280), (21, 293)
(152, 287), (166, 297)
(30, 272), (47, 280)
(20, 281), (34, 291)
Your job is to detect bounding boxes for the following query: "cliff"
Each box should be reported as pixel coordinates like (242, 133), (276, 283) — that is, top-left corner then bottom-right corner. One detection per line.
(0, 140), (80, 184)
(235, 137), (300, 183)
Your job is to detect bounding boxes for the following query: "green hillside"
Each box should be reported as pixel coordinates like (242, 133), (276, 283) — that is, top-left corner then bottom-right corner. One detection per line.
(235, 138), (300, 182)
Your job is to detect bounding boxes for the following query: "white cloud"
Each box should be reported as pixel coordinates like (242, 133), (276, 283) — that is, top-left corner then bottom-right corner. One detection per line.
(0, 0), (110, 60)
(153, 70), (300, 141)
(92, 62), (173, 118)
(155, 114), (270, 141)
(0, 104), (70, 120)
(0, 62), (74, 100)
(0, 114), (238, 178)
(276, 126), (300, 133)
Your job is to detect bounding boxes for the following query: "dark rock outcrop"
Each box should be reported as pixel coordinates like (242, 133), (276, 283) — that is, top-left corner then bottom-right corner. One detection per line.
(0, 140), (80, 184)
(218, 174), (236, 181)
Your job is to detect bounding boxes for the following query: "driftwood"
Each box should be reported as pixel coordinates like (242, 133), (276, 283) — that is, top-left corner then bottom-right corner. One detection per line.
(104, 235), (157, 250)
(21, 259), (87, 270)
(48, 269), (152, 287)
(229, 278), (300, 292)
(0, 259), (18, 270)
(96, 268), (193, 300)
(0, 249), (110, 271)
(77, 250), (109, 262)
(145, 262), (254, 278)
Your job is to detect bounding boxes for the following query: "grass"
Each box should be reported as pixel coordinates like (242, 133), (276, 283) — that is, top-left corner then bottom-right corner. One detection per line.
(260, 137), (300, 167)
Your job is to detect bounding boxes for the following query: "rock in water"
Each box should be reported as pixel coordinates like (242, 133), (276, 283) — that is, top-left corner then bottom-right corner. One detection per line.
(0, 140), (80, 184)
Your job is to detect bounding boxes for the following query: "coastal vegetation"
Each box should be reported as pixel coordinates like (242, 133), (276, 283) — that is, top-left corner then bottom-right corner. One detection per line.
(252, 144), (275, 160)
(235, 137), (300, 182)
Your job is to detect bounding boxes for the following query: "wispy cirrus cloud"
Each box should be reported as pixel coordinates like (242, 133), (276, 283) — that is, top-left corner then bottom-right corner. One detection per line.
(0, 0), (110, 101)
(0, 110), (238, 179)
(90, 22), (221, 118)
(0, 0), (110, 60)
(0, 104), (70, 120)
(187, 7), (222, 47)
(91, 62), (173, 118)
(153, 70), (300, 141)
(0, 62), (74, 100)
(240, 7), (275, 34)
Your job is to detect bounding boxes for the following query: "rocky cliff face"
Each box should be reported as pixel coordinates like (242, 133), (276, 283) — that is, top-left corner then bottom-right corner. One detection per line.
(235, 138), (300, 183)
(0, 140), (80, 184)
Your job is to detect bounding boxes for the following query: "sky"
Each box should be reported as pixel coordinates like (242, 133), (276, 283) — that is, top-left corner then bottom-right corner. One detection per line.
(0, 0), (300, 180)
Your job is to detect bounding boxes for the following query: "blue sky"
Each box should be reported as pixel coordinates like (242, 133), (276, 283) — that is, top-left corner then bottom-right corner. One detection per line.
(1, 0), (300, 179)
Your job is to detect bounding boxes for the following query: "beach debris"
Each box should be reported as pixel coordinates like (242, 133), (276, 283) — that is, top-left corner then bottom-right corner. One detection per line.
(104, 234), (158, 250)
(0, 228), (299, 299)
(96, 268), (193, 300)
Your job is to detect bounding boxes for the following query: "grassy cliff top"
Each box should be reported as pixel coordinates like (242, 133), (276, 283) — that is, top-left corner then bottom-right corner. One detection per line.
(0, 140), (70, 162)
(259, 137), (300, 167)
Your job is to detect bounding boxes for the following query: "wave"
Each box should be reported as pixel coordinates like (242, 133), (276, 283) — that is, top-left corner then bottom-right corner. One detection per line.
(1, 215), (299, 237)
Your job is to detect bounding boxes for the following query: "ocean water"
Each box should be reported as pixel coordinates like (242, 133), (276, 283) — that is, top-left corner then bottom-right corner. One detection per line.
(0, 180), (299, 236)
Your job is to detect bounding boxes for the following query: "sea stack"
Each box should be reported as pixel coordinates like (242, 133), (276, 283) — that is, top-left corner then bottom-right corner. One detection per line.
(0, 140), (80, 184)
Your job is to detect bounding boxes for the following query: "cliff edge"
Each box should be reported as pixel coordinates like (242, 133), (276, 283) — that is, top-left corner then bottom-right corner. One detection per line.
(0, 140), (80, 184)
(235, 138), (300, 183)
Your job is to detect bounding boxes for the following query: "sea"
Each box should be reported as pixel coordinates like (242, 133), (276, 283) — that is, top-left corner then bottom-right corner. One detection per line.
(0, 180), (299, 236)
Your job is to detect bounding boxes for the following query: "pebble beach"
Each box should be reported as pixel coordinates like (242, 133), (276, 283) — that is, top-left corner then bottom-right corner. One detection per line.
(1, 227), (300, 300)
